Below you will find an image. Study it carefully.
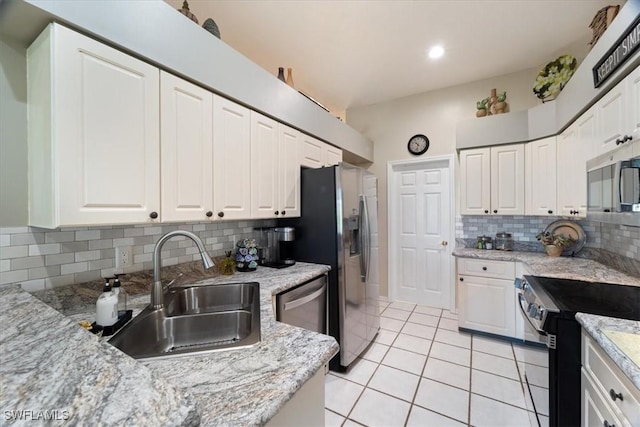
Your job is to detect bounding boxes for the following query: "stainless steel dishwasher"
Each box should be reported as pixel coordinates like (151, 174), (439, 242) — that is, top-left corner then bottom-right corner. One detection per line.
(276, 274), (327, 334)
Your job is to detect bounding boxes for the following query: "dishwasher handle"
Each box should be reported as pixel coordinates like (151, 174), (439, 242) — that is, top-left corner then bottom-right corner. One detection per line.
(283, 286), (326, 311)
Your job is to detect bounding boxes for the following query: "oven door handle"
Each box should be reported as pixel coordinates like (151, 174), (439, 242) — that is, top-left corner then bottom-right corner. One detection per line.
(517, 292), (547, 336)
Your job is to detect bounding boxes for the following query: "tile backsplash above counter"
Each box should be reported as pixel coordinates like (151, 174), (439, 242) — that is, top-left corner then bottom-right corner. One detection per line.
(0, 219), (275, 291)
(455, 215), (640, 277)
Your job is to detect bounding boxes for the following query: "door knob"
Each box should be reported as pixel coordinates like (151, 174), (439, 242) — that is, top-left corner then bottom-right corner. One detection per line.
(149, 211), (158, 219)
(441, 241), (448, 246)
(206, 211), (213, 218)
(217, 211), (224, 218)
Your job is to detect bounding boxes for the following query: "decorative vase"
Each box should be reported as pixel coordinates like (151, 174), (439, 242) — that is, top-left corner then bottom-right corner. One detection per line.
(286, 68), (295, 88)
(545, 245), (563, 257)
(219, 251), (235, 275)
(277, 67), (286, 82)
(203, 18), (221, 39)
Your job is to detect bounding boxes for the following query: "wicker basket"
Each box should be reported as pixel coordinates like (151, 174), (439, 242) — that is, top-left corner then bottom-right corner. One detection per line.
(589, 5), (620, 49)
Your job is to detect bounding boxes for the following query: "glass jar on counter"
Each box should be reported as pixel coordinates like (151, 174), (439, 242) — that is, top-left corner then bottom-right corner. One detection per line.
(495, 232), (514, 251)
(476, 235), (493, 250)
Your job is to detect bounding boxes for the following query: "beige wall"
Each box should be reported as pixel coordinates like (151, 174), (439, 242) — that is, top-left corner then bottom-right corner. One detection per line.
(346, 68), (542, 297)
(0, 36), (28, 227)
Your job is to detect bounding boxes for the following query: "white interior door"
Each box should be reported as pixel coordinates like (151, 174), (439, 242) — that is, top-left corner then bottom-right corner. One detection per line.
(390, 159), (452, 309)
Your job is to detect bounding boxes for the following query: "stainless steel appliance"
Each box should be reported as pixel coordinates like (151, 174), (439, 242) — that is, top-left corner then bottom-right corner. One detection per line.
(515, 275), (640, 426)
(282, 163), (379, 371)
(588, 147), (640, 213)
(276, 275), (327, 333)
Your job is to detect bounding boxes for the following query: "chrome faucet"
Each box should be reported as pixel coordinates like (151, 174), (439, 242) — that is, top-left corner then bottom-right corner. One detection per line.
(150, 230), (215, 310)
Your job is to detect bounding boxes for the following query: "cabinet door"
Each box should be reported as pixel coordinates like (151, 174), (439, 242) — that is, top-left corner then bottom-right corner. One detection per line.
(325, 145), (343, 166)
(596, 79), (627, 156)
(526, 137), (557, 215)
(491, 144), (525, 215)
(459, 148), (491, 215)
(160, 72), (213, 222)
(458, 275), (516, 338)
(628, 66), (640, 142)
(279, 125), (301, 218)
(250, 112), (279, 219)
(582, 370), (625, 427)
(213, 95), (251, 220)
(300, 135), (325, 168)
(52, 25), (160, 226)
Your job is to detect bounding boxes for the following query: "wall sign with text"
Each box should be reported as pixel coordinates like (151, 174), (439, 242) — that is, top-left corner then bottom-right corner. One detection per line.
(592, 14), (640, 88)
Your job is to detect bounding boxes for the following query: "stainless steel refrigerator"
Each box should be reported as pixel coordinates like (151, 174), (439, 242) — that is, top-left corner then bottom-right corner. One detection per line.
(281, 163), (380, 371)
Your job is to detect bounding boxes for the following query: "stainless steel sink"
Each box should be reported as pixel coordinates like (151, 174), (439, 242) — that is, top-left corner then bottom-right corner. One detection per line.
(108, 282), (261, 360)
(165, 281), (256, 316)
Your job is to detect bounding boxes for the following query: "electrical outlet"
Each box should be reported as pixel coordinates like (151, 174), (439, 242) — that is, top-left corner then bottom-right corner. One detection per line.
(115, 246), (132, 269)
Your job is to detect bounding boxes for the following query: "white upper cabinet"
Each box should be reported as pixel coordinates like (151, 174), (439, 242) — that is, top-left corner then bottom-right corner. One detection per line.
(459, 148), (491, 215)
(278, 125), (301, 218)
(596, 78), (627, 156)
(213, 95), (251, 220)
(160, 71), (213, 223)
(300, 134), (342, 168)
(325, 144), (343, 166)
(250, 112), (280, 219)
(557, 107), (596, 217)
(490, 144), (525, 215)
(460, 145), (524, 215)
(526, 137), (557, 216)
(27, 23), (160, 228)
(628, 65), (640, 142)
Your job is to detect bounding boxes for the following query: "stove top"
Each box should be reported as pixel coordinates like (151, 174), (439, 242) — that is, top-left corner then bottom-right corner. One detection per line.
(524, 276), (640, 321)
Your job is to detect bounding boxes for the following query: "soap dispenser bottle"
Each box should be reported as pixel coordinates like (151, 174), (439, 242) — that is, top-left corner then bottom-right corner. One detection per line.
(112, 274), (127, 317)
(96, 278), (118, 327)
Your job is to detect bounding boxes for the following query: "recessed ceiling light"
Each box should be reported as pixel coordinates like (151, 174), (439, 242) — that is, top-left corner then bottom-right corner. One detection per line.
(428, 45), (445, 59)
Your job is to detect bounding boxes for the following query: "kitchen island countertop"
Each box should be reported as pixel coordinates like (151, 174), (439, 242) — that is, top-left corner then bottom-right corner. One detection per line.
(3, 262), (338, 426)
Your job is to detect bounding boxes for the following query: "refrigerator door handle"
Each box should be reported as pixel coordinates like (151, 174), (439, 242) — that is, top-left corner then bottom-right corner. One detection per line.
(360, 194), (371, 282)
(359, 196), (366, 281)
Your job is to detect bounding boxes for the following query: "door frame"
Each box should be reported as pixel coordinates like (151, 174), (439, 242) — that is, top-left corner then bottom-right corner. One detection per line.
(387, 155), (456, 310)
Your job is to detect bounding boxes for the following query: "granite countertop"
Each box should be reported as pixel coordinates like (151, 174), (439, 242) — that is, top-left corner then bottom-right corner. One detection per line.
(452, 248), (640, 287)
(6, 262), (339, 426)
(0, 286), (200, 426)
(576, 313), (640, 391)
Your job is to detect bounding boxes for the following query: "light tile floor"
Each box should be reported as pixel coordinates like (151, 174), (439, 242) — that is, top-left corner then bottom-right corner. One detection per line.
(325, 298), (549, 427)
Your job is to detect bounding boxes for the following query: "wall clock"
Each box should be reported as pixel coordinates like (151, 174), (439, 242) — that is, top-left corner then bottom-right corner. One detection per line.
(407, 134), (429, 155)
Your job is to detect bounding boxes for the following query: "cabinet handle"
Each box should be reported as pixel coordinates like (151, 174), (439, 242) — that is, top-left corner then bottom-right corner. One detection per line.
(205, 211), (213, 218)
(609, 388), (623, 402)
(459, 277), (464, 282)
(149, 211), (158, 219)
(493, 209), (498, 214)
(275, 211), (279, 216)
(281, 210), (286, 216)
(217, 212), (224, 218)
(484, 209), (489, 214)
(604, 421), (615, 427)
(482, 266), (487, 271)
(616, 138), (623, 146)
(548, 210), (553, 214)
(623, 135), (632, 142)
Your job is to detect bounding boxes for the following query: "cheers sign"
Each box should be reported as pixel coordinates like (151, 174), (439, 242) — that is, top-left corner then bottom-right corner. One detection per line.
(592, 14), (640, 88)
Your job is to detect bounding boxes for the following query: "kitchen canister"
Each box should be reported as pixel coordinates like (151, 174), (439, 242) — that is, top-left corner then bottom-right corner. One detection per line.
(495, 232), (514, 251)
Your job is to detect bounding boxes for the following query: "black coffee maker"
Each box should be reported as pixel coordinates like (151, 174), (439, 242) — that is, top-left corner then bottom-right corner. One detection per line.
(259, 227), (296, 268)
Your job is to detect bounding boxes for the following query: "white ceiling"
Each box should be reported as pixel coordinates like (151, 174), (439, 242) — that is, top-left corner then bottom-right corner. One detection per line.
(165, 0), (624, 115)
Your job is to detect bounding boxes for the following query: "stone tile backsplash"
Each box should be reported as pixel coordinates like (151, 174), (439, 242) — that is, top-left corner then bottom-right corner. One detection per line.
(455, 215), (640, 275)
(0, 220), (275, 291)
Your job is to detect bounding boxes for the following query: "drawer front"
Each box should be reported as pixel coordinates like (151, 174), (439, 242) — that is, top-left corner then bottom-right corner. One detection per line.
(457, 258), (515, 280)
(582, 369), (626, 427)
(582, 331), (640, 425)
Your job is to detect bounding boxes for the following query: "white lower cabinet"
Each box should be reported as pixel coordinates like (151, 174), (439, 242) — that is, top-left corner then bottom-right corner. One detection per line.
(265, 368), (325, 427)
(581, 330), (640, 427)
(457, 258), (516, 338)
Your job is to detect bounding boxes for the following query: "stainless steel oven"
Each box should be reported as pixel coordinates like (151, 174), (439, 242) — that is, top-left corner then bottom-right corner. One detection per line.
(514, 275), (640, 427)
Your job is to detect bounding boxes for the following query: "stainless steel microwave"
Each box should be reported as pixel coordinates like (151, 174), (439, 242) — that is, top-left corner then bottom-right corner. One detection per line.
(588, 156), (640, 213)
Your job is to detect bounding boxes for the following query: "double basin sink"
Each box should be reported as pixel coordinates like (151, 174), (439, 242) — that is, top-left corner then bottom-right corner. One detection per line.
(109, 282), (261, 360)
